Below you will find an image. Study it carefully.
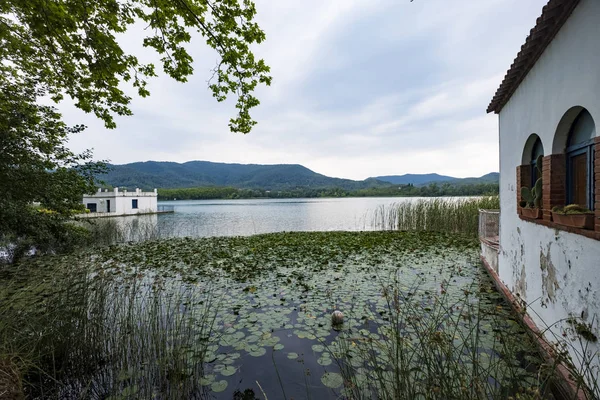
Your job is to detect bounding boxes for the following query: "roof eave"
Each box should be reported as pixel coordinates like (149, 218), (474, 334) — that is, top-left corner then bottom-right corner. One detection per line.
(487, 0), (581, 115)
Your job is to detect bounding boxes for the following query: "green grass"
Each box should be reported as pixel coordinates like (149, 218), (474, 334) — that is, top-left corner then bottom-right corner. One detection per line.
(372, 196), (500, 237)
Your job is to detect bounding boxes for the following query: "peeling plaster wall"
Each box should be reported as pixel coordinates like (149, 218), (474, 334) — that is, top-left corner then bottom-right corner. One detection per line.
(481, 243), (499, 274)
(498, 0), (600, 377)
(499, 221), (600, 371)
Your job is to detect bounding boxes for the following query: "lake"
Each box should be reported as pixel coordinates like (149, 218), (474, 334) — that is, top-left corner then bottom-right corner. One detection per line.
(107, 197), (466, 241)
(2, 195), (556, 399)
(3, 231), (550, 399)
(158, 197), (409, 236)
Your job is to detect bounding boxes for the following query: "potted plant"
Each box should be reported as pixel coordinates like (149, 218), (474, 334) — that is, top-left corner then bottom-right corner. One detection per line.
(520, 155), (543, 219)
(551, 205), (595, 230)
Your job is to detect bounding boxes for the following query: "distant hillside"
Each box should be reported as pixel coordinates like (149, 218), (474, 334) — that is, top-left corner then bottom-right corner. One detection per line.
(97, 161), (390, 190)
(373, 172), (499, 186)
(374, 173), (457, 185)
(455, 172), (500, 185)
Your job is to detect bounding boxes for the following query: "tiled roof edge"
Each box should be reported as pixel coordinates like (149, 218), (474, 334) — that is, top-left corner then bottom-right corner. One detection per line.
(487, 0), (581, 114)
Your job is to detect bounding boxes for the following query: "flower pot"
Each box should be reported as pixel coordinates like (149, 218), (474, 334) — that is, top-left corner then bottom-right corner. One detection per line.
(552, 212), (594, 230)
(521, 208), (542, 219)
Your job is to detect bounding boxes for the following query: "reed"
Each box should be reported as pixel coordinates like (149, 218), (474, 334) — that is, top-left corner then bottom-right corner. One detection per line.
(0, 262), (221, 399)
(331, 274), (599, 400)
(372, 196), (500, 237)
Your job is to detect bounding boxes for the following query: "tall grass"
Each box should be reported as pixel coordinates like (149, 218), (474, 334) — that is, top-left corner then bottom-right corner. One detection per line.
(0, 263), (221, 399)
(330, 275), (599, 400)
(372, 196), (500, 237)
(79, 217), (162, 245)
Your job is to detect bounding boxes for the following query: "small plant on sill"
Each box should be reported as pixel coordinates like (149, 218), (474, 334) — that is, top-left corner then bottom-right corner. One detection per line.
(552, 205), (595, 230)
(520, 155), (543, 209)
(552, 204), (594, 215)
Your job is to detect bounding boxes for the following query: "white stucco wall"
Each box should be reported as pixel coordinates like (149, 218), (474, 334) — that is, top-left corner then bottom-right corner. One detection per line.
(83, 188), (158, 216)
(497, 0), (600, 378)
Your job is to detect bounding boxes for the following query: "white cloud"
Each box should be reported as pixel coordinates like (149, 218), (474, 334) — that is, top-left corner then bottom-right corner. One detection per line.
(62, 0), (548, 180)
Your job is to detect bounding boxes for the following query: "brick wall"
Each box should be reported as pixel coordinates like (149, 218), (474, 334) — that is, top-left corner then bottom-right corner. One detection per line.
(516, 165), (532, 207)
(542, 154), (566, 221)
(517, 139), (599, 239)
(595, 137), (600, 233)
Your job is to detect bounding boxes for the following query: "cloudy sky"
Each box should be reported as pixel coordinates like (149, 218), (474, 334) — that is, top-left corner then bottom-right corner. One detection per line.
(63, 0), (548, 181)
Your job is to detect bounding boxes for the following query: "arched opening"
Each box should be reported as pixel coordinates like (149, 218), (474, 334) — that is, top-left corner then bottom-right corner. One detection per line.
(552, 106), (584, 154)
(565, 109), (596, 209)
(520, 134), (544, 191)
(530, 138), (544, 187)
(521, 134), (544, 166)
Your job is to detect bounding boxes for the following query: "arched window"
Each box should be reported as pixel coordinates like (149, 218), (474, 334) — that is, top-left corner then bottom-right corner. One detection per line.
(530, 137), (544, 187)
(566, 109), (596, 209)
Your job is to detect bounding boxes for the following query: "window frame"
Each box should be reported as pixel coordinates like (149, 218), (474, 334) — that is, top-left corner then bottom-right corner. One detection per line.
(566, 137), (595, 210)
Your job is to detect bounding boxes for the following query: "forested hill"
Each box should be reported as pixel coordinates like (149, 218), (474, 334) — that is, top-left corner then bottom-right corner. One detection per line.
(373, 172), (499, 186)
(97, 161), (389, 191)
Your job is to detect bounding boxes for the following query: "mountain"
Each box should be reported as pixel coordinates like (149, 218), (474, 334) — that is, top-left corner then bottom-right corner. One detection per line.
(455, 172), (500, 185)
(373, 173), (457, 185)
(97, 161), (390, 190)
(373, 172), (499, 186)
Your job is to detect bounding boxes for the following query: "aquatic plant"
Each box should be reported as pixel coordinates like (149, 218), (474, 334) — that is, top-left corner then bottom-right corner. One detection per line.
(0, 261), (221, 399)
(332, 276), (556, 399)
(373, 196), (500, 237)
(1, 231), (597, 399)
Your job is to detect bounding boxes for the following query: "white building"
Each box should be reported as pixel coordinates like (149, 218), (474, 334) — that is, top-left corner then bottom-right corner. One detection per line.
(485, 0), (599, 392)
(83, 187), (158, 216)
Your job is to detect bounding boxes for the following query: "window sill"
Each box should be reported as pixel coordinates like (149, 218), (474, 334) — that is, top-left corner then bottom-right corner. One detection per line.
(517, 207), (599, 240)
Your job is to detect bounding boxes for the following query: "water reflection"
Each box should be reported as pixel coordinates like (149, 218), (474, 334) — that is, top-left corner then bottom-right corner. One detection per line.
(154, 197), (432, 239)
(88, 197), (476, 242)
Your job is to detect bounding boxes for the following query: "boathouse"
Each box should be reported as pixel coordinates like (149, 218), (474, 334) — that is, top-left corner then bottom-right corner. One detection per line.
(482, 0), (600, 391)
(83, 187), (158, 216)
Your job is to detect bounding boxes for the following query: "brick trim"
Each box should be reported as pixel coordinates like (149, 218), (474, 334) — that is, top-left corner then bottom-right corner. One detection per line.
(516, 165), (532, 207)
(595, 138), (600, 232)
(516, 142), (598, 239)
(542, 154), (566, 221)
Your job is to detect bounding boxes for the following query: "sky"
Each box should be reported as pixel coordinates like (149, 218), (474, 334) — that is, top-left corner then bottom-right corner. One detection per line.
(63, 0), (549, 181)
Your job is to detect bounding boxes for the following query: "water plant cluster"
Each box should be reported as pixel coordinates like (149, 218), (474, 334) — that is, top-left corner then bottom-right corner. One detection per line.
(373, 196), (500, 237)
(1, 230), (582, 399)
(0, 231), (596, 399)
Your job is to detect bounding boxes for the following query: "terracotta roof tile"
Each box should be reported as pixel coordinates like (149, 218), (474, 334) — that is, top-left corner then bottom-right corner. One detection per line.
(487, 0), (581, 114)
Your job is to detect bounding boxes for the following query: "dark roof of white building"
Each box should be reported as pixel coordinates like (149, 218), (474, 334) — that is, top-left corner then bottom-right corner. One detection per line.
(487, 0), (581, 114)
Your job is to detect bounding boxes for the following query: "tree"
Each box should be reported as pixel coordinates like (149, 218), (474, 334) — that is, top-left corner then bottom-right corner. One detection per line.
(0, 0), (272, 133)
(0, 79), (106, 261)
(0, 0), (271, 261)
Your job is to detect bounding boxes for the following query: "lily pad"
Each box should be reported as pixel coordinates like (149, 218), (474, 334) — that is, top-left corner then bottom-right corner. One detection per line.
(199, 375), (215, 386)
(321, 372), (344, 388)
(249, 347), (267, 357)
(311, 344), (325, 353)
(317, 355), (332, 366)
(211, 380), (228, 393)
(221, 366), (237, 376)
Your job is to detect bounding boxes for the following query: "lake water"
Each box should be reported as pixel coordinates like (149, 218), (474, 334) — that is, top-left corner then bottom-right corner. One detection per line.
(110, 197), (455, 240)
(158, 197), (407, 236)
(3, 196), (550, 399)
